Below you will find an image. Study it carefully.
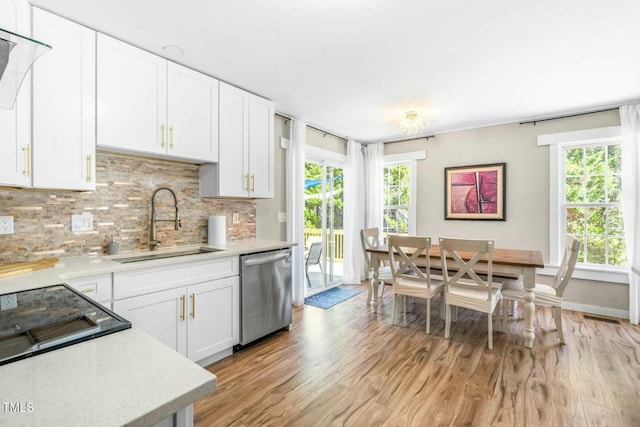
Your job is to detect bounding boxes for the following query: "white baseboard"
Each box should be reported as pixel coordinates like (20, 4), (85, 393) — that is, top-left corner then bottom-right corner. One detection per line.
(563, 301), (629, 320)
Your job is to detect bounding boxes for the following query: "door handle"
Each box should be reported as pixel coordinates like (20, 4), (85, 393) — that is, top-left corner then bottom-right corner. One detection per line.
(161, 124), (166, 147)
(243, 253), (290, 266)
(169, 126), (174, 149)
(180, 294), (186, 320)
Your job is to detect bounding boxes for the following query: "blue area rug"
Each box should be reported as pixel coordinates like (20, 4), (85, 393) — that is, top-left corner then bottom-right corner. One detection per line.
(304, 286), (362, 309)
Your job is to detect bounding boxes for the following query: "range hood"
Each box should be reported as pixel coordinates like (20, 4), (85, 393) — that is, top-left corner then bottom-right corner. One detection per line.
(0, 27), (51, 110)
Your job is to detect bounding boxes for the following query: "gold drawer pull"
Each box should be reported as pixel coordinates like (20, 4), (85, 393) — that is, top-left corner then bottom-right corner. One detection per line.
(22, 144), (31, 177)
(87, 153), (93, 182)
(191, 293), (195, 319)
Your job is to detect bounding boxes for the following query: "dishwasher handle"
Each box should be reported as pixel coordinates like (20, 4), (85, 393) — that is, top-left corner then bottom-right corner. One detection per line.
(243, 252), (290, 266)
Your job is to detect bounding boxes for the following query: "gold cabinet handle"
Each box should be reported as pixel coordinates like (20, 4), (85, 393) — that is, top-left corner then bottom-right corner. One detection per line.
(169, 126), (174, 149)
(86, 153), (93, 182)
(244, 174), (250, 191)
(180, 294), (186, 320)
(161, 124), (166, 147)
(251, 174), (255, 192)
(190, 293), (195, 319)
(22, 144), (31, 177)
(80, 288), (94, 294)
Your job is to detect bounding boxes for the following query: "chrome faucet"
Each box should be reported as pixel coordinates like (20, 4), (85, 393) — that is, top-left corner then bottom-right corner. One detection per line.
(149, 187), (181, 251)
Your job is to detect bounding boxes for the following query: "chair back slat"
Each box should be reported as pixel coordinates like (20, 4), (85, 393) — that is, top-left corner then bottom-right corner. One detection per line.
(439, 238), (494, 300)
(388, 235), (433, 287)
(552, 236), (580, 296)
(360, 227), (382, 270)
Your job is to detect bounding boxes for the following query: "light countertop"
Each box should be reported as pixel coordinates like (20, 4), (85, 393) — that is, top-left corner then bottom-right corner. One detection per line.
(0, 328), (217, 426)
(0, 239), (294, 425)
(0, 239), (295, 293)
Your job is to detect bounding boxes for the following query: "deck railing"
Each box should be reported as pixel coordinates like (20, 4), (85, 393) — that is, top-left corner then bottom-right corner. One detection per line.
(304, 229), (344, 262)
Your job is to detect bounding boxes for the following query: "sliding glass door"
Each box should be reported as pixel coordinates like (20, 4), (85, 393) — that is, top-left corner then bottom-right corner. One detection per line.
(304, 159), (344, 294)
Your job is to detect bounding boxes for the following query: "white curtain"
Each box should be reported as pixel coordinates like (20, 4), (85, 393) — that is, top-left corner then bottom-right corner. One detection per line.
(363, 143), (384, 230)
(342, 140), (366, 284)
(621, 104), (640, 325)
(286, 119), (307, 306)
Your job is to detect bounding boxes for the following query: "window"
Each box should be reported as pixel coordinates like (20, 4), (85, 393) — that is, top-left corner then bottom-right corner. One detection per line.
(383, 163), (411, 234)
(381, 151), (424, 236)
(542, 125), (628, 282)
(563, 143), (626, 266)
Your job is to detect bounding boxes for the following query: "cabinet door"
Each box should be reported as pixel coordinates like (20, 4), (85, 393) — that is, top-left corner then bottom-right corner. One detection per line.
(0, 0), (31, 187)
(97, 33), (167, 156)
(32, 9), (96, 190)
(113, 287), (187, 356)
(167, 62), (218, 162)
(248, 95), (274, 198)
(187, 276), (239, 362)
(218, 81), (249, 197)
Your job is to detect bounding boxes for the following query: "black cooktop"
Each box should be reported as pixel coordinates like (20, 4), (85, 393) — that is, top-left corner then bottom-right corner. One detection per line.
(0, 284), (131, 366)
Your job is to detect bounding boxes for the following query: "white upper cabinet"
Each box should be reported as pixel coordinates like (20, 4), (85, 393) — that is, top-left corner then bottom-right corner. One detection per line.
(167, 62), (218, 162)
(200, 82), (274, 198)
(0, 0), (31, 187)
(97, 33), (167, 157)
(32, 8), (96, 190)
(248, 94), (275, 198)
(97, 34), (218, 163)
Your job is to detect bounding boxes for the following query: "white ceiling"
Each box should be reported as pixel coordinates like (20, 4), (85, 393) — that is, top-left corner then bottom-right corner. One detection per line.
(29, 0), (640, 143)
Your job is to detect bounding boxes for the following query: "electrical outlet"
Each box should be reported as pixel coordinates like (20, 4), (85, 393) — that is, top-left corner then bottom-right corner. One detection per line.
(0, 293), (17, 311)
(0, 216), (14, 235)
(71, 213), (93, 233)
(277, 212), (287, 223)
(232, 213), (239, 224)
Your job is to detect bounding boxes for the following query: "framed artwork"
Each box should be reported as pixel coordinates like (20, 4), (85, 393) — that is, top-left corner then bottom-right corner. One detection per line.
(444, 162), (506, 220)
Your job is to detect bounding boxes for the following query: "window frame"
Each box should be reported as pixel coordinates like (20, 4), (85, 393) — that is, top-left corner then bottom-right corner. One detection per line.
(542, 126), (628, 283)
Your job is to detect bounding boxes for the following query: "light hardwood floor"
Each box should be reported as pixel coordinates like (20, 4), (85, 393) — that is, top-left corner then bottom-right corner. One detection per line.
(195, 283), (640, 426)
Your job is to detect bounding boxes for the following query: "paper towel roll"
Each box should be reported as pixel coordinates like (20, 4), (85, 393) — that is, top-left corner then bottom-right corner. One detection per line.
(208, 215), (226, 246)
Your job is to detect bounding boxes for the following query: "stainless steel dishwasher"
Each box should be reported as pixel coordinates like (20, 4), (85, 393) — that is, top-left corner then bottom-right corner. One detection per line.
(236, 248), (292, 349)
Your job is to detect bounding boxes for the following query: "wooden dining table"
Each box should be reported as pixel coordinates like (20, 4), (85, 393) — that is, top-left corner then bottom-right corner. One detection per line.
(366, 244), (544, 348)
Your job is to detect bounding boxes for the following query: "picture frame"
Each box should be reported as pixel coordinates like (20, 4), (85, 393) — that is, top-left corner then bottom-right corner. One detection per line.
(444, 162), (506, 220)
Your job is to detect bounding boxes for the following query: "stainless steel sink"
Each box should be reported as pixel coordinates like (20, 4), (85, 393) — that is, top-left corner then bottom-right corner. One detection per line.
(112, 247), (223, 263)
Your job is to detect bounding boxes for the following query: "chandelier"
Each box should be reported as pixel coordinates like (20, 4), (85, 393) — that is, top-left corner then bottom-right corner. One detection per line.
(398, 110), (428, 136)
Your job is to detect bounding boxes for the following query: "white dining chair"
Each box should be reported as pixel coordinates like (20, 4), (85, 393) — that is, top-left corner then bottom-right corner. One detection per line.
(360, 227), (393, 302)
(501, 235), (580, 344)
(440, 237), (504, 349)
(388, 235), (444, 334)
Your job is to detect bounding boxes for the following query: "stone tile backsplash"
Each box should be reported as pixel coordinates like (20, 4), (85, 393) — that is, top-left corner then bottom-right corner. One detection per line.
(0, 154), (256, 263)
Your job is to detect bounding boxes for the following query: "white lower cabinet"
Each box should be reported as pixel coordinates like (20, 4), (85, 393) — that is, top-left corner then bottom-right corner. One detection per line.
(113, 276), (239, 362)
(112, 257), (240, 363)
(65, 273), (112, 308)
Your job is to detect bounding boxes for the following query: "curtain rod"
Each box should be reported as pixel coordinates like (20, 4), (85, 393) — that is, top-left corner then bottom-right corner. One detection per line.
(275, 113), (348, 142)
(519, 107), (619, 125)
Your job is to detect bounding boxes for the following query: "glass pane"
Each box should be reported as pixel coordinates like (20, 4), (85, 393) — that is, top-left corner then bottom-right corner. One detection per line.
(565, 147), (584, 176)
(608, 174), (622, 203)
(608, 207), (625, 236)
(565, 207), (585, 234)
(608, 144), (622, 173)
(608, 238), (627, 266)
(586, 207), (606, 235)
(565, 177), (584, 202)
(585, 175), (605, 202)
(586, 236), (606, 264)
(585, 146), (605, 175)
(575, 236), (586, 263)
(395, 208), (409, 234)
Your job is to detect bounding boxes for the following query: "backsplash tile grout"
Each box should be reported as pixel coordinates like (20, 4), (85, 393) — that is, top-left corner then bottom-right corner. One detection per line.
(0, 154), (255, 263)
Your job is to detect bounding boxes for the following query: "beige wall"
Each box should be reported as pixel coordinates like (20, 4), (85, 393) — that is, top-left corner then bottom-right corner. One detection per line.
(256, 116), (288, 241)
(383, 110), (627, 314)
